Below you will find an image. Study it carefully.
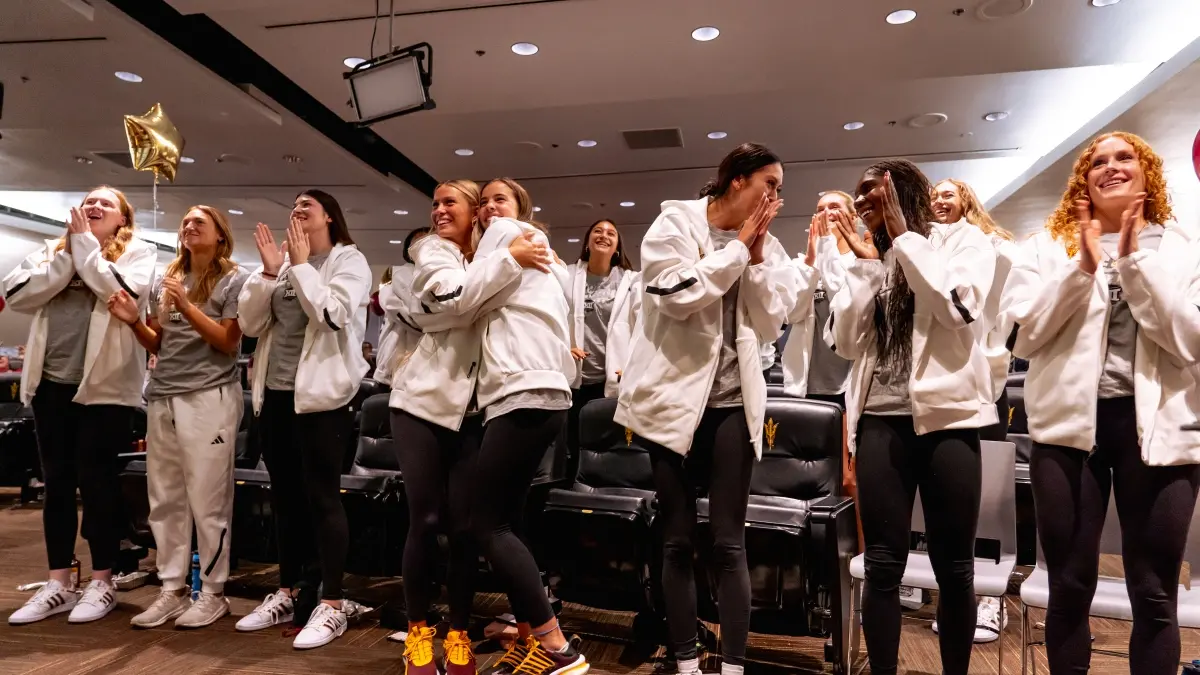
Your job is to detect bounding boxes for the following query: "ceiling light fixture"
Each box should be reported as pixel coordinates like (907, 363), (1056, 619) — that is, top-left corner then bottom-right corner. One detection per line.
(389, 240), (403, 244)
(511, 42), (539, 56)
(455, 148), (474, 156)
(886, 9), (918, 24)
(620, 201), (635, 208)
(843, 121), (866, 131)
(180, 156), (195, 164)
(983, 111), (1010, 122)
(1090, 0), (1121, 6)
(343, 57), (366, 68)
(691, 26), (720, 41)
(393, 209), (409, 215)
(533, 206), (542, 212)
(707, 131), (728, 140)
(344, 42), (435, 125)
(114, 71), (143, 83)
(74, 156), (93, 165)
(567, 238), (580, 243)
(577, 139), (597, 148)
(228, 209), (244, 215)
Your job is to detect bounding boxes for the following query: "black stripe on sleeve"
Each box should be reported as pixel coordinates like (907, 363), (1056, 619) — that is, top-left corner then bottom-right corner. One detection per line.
(110, 265), (138, 300)
(950, 288), (974, 324)
(323, 308), (342, 331)
(645, 277), (698, 296)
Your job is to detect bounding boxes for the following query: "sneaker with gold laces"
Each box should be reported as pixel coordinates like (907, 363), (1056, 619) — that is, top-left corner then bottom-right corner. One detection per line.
(481, 636), (534, 675)
(443, 629), (477, 675)
(403, 625), (439, 675)
(512, 639), (589, 675)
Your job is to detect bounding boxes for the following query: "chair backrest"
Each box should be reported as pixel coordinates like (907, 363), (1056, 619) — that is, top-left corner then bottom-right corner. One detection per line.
(0, 373), (20, 404)
(234, 390), (261, 468)
(912, 440), (1017, 555)
(575, 397), (654, 490)
(352, 393), (399, 472)
(750, 398), (842, 501)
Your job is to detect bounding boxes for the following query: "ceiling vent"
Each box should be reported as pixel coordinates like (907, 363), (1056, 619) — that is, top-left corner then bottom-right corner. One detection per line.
(91, 151), (134, 170)
(622, 128), (684, 150)
(976, 0), (1034, 20)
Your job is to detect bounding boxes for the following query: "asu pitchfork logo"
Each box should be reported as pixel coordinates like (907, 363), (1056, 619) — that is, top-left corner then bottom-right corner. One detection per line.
(764, 418), (778, 451)
(625, 427), (633, 446)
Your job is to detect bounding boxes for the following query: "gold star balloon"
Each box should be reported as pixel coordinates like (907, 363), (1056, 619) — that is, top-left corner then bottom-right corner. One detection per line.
(123, 102), (184, 182)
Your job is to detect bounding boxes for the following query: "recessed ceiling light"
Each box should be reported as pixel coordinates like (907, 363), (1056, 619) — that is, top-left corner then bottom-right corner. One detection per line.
(343, 57), (366, 68)
(886, 9), (917, 24)
(707, 131), (728, 140)
(533, 206), (542, 212)
(983, 111), (1010, 122)
(74, 156), (93, 165)
(620, 201), (635, 208)
(389, 240), (403, 244)
(455, 148), (474, 156)
(843, 121), (866, 131)
(180, 156), (195, 164)
(577, 140), (597, 148)
(228, 209), (244, 215)
(567, 238), (581, 243)
(1090, 0), (1121, 6)
(908, 112), (949, 128)
(691, 26), (720, 41)
(511, 42), (539, 56)
(393, 209), (409, 216)
(114, 71), (143, 83)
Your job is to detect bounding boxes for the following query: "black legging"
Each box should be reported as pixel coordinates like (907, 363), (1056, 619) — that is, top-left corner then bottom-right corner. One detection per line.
(260, 388), (352, 601)
(31, 379), (132, 572)
(470, 407), (565, 628)
(856, 414), (981, 675)
(639, 406), (754, 666)
(979, 389), (1010, 443)
(1031, 396), (1200, 675)
(390, 409), (482, 630)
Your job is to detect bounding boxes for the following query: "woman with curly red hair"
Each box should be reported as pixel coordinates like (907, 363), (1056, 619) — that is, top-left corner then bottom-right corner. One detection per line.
(1003, 131), (1200, 674)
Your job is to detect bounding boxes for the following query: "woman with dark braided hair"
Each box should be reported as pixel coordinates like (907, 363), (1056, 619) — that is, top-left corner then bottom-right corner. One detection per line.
(828, 159), (996, 675)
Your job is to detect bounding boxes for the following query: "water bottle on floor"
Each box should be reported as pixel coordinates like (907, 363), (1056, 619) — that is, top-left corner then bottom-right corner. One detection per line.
(190, 553), (201, 600)
(69, 558), (81, 591)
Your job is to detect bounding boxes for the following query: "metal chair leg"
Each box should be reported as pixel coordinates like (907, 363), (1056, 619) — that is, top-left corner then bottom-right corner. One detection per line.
(1020, 601), (1030, 675)
(997, 596), (1004, 675)
(848, 578), (865, 675)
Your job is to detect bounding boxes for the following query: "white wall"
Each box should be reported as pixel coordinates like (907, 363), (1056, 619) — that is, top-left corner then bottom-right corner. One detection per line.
(0, 228), (50, 346)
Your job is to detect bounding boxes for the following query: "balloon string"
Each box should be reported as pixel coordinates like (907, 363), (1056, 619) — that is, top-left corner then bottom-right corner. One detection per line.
(153, 172), (159, 230)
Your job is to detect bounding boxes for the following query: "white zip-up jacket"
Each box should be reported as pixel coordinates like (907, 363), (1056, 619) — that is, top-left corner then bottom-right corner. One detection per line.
(473, 218), (574, 410)
(388, 233), (523, 430)
(238, 244), (372, 415)
(830, 222), (997, 455)
(782, 235), (855, 397)
(565, 261), (640, 396)
(981, 232), (1021, 403)
(3, 235), (157, 408)
(375, 265), (422, 387)
(616, 198), (806, 458)
(1000, 224), (1200, 465)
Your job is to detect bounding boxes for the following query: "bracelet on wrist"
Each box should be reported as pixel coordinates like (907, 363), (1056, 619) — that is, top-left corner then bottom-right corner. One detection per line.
(262, 272), (278, 280)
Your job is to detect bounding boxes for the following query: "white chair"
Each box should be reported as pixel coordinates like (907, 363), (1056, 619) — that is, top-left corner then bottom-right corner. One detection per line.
(847, 440), (1018, 675)
(1019, 479), (1200, 674)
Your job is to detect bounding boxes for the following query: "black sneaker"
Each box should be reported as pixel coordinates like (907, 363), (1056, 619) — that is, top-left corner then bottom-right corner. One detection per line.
(481, 636), (534, 675)
(512, 640), (589, 675)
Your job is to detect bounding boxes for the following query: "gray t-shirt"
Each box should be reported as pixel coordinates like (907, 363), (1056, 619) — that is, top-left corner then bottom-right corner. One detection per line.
(807, 279), (853, 395)
(146, 267), (249, 400)
(707, 225), (743, 408)
(485, 388), (572, 424)
(864, 256), (913, 415)
(42, 274), (95, 384)
(265, 254), (328, 391)
(581, 268), (622, 385)
(1097, 224), (1164, 399)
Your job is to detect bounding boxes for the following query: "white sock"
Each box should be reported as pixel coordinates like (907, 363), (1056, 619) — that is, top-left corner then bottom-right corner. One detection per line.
(980, 596), (1001, 609)
(676, 657), (700, 674)
(720, 663), (744, 675)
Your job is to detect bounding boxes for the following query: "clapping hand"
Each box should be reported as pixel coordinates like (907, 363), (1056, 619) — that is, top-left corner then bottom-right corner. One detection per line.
(1076, 199), (1103, 274)
(831, 209), (878, 260)
(286, 217), (311, 266)
(1117, 192), (1147, 259)
(880, 172), (908, 241)
(106, 290), (140, 325)
(162, 276), (192, 314)
(254, 223), (285, 276)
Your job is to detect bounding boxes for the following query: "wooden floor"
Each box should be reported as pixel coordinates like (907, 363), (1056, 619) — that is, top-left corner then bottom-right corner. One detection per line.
(0, 492), (1194, 674)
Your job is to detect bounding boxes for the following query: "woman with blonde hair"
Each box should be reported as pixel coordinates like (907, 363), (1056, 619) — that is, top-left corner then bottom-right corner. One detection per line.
(1003, 131), (1200, 674)
(107, 205), (248, 629)
(389, 178), (555, 675)
(5, 186), (157, 625)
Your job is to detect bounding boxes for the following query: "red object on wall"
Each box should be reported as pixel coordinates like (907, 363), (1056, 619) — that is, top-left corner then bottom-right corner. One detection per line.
(1193, 127), (1200, 182)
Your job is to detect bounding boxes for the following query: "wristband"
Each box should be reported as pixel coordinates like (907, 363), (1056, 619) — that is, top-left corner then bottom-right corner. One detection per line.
(262, 272), (278, 280)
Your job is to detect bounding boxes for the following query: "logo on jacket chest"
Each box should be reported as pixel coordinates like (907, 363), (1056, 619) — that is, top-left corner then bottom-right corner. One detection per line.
(168, 311), (183, 323)
(814, 289), (827, 302)
(68, 276), (85, 289)
(283, 277), (297, 299)
(1108, 283), (1122, 304)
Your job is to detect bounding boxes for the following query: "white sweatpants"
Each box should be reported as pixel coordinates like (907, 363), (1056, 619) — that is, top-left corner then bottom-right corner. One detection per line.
(146, 381), (242, 593)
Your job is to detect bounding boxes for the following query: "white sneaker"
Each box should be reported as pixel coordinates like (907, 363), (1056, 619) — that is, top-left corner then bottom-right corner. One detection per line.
(175, 591), (229, 629)
(930, 598), (1009, 644)
(8, 580), (79, 625)
(67, 579), (117, 623)
(130, 589), (190, 628)
(292, 602), (347, 650)
(973, 597), (1008, 643)
(235, 590), (294, 632)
